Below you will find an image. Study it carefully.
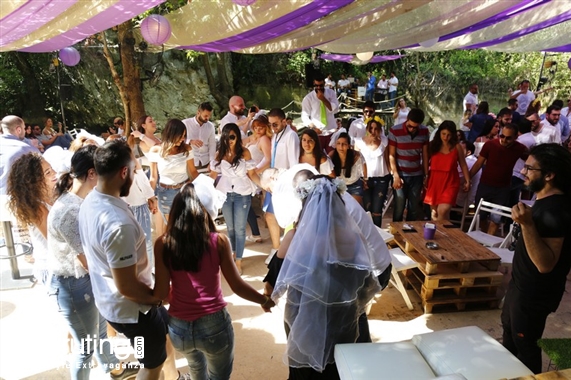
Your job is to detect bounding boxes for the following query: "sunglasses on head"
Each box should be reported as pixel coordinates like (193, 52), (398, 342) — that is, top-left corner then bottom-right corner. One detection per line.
(228, 135), (237, 141)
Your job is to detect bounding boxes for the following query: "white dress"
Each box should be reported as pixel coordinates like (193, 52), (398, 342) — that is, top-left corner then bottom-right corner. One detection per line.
(394, 108), (410, 126)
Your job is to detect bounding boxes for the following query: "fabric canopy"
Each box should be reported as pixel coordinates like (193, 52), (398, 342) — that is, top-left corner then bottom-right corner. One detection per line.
(1, 0), (571, 54)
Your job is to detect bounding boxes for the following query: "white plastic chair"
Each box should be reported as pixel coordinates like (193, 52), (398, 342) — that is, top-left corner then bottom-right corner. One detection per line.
(467, 199), (513, 247)
(388, 247), (418, 310)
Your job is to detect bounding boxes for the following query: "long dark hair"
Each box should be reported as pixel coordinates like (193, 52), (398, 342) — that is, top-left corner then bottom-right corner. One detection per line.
(331, 132), (355, 177)
(55, 145), (97, 199)
(430, 121), (458, 156)
(163, 184), (217, 272)
(476, 101), (489, 115)
(137, 114), (150, 134)
(298, 128), (323, 171)
(160, 119), (190, 158)
(215, 123), (245, 168)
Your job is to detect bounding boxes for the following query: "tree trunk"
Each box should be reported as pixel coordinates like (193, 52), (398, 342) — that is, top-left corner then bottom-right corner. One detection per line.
(118, 21), (145, 132)
(201, 53), (228, 113)
(10, 52), (47, 119)
(215, 52), (233, 98)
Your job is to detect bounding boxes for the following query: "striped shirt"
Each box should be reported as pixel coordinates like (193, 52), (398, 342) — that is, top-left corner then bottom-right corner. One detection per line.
(388, 122), (429, 176)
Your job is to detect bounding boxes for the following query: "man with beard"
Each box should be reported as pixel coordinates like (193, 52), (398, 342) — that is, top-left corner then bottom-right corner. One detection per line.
(220, 95), (255, 136)
(502, 143), (571, 374)
(469, 123), (528, 235)
(79, 140), (185, 380)
(183, 102), (216, 174)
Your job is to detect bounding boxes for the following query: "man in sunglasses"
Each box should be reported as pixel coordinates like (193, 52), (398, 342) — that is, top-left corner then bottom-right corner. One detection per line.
(301, 73), (340, 134)
(349, 101), (376, 142)
(502, 143), (571, 374)
(469, 123), (528, 235)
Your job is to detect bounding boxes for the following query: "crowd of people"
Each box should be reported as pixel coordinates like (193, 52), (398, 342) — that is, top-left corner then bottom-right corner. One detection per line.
(1, 77), (571, 378)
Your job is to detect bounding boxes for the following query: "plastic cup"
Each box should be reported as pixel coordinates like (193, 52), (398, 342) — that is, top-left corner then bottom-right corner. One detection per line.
(424, 223), (436, 240)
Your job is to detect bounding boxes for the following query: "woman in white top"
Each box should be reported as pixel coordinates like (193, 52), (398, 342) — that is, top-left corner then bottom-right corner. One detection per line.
(329, 132), (366, 207)
(210, 123), (261, 275)
(393, 98), (411, 126)
(149, 119), (199, 217)
(47, 146), (133, 380)
(7, 152), (57, 284)
(131, 114), (161, 155)
(299, 128), (334, 176)
(244, 116), (272, 243)
(355, 119), (392, 226)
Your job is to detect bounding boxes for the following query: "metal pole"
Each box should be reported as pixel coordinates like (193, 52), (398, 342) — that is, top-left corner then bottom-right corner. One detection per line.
(1, 221), (21, 279)
(536, 52), (547, 92)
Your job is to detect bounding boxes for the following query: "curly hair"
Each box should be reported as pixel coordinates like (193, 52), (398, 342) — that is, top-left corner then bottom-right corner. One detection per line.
(7, 153), (51, 226)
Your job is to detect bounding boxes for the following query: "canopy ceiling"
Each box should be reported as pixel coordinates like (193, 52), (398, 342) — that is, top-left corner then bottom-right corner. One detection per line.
(1, 0), (570, 54)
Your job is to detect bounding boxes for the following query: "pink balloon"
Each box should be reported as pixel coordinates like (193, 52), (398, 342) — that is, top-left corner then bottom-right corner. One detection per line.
(140, 15), (171, 45)
(59, 47), (80, 66)
(232, 0), (257, 5)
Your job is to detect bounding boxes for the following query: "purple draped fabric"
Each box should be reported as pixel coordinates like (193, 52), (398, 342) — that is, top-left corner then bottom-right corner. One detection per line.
(17, 0), (165, 52)
(320, 54), (405, 63)
(545, 43), (571, 52)
(180, 0), (354, 52)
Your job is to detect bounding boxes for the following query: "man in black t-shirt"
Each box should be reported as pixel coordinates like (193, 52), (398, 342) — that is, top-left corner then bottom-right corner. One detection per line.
(502, 143), (571, 374)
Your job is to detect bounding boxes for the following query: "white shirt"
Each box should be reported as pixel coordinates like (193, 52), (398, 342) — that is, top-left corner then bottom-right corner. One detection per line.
(463, 92), (478, 112)
(349, 117), (367, 141)
(388, 76), (398, 92)
(341, 192), (391, 275)
(513, 132), (536, 181)
(456, 155), (480, 206)
(271, 126), (299, 170)
(147, 150), (194, 185)
(122, 169), (155, 207)
(534, 122), (561, 144)
(219, 111), (249, 138)
(210, 159), (257, 196)
(337, 79), (350, 90)
(514, 90), (535, 115)
(79, 189), (152, 323)
(395, 108), (410, 125)
(337, 153), (365, 186)
(182, 116), (216, 166)
(355, 137), (390, 177)
(562, 106), (570, 118)
(301, 88), (340, 131)
(325, 77), (335, 89)
(377, 79), (388, 90)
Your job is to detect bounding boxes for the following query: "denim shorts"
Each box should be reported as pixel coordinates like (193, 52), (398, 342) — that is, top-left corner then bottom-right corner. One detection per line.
(108, 306), (169, 369)
(346, 179), (364, 197)
(156, 185), (180, 216)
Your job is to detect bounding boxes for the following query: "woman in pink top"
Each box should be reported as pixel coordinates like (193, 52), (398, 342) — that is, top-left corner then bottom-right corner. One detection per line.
(154, 184), (274, 380)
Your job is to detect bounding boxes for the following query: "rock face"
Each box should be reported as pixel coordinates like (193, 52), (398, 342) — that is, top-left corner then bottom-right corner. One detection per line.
(61, 49), (224, 133)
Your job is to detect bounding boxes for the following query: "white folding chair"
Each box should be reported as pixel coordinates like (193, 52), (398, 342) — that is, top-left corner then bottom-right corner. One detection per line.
(381, 187), (394, 219)
(67, 128), (78, 140)
(467, 199), (513, 247)
(388, 247), (418, 310)
(489, 225), (516, 267)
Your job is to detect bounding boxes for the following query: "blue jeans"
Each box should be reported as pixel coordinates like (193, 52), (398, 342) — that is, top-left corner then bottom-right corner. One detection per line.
(365, 89), (374, 102)
(48, 275), (119, 380)
(130, 204), (153, 268)
(364, 175), (392, 227)
(393, 175), (424, 222)
(389, 90), (397, 107)
(221, 192), (251, 260)
(168, 309), (234, 380)
(157, 185), (179, 216)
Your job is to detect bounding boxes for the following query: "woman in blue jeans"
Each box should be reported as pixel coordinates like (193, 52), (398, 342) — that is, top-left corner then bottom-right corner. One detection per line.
(210, 124), (261, 274)
(355, 119), (392, 226)
(153, 184), (274, 380)
(46, 146), (135, 380)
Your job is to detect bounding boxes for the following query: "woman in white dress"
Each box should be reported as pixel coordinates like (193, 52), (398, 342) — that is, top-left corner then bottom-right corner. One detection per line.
(393, 98), (411, 126)
(329, 132), (366, 207)
(298, 128), (334, 177)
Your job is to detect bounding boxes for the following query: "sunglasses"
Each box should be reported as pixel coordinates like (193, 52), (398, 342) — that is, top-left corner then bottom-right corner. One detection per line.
(314, 84), (325, 89)
(499, 134), (514, 140)
(270, 123), (281, 128)
(228, 135), (237, 141)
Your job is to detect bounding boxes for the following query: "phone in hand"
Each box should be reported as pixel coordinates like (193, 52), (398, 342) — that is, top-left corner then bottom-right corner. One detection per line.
(249, 106), (257, 113)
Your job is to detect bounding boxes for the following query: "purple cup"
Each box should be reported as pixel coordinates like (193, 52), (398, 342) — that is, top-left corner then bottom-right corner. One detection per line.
(423, 223), (436, 240)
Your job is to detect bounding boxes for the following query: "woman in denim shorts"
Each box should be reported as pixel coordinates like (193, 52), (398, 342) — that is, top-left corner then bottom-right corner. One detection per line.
(329, 132), (366, 206)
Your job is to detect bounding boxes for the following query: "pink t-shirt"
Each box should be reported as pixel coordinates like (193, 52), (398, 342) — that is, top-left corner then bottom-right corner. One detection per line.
(168, 233), (227, 321)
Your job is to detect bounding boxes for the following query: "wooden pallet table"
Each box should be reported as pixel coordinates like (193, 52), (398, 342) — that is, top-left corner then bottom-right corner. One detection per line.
(390, 221), (503, 313)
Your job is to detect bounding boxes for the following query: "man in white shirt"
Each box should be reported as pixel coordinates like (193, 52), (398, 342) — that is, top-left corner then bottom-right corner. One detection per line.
(377, 74), (389, 109)
(541, 105), (566, 143)
(325, 73), (335, 90)
(264, 108), (300, 260)
(510, 80), (535, 115)
(219, 95), (255, 136)
(1, 115), (39, 194)
(183, 102), (216, 173)
(528, 113), (560, 145)
(337, 74), (350, 95)
(301, 73), (340, 133)
(463, 84), (479, 113)
(349, 101), (376, 143)
(113, 117), (125, 136)
(388, 71), (399, 107)
(79, 140), (181, 380)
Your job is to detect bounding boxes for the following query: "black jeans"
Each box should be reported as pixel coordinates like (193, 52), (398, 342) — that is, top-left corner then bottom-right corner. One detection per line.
(364, 175), (392, 227)
(501, 283), (551, 374)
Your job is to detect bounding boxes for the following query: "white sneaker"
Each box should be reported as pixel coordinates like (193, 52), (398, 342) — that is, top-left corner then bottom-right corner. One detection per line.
(246, 235), (263, 243)
(265, 248), (278, 265)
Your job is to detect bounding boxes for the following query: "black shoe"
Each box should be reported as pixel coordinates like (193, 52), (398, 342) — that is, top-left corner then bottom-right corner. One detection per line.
(110, 363), (140, 380)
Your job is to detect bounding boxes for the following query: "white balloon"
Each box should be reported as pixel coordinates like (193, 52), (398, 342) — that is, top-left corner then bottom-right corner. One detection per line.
(356, 51), (374, 61)
(419, 37), (439, 48)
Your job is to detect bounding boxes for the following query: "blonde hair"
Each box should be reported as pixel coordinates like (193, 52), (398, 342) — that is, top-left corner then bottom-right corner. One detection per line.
(252, 117), (272, 138)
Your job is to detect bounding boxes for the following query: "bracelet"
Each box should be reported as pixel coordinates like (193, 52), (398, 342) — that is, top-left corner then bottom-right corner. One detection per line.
(261, 295), (271, 308)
